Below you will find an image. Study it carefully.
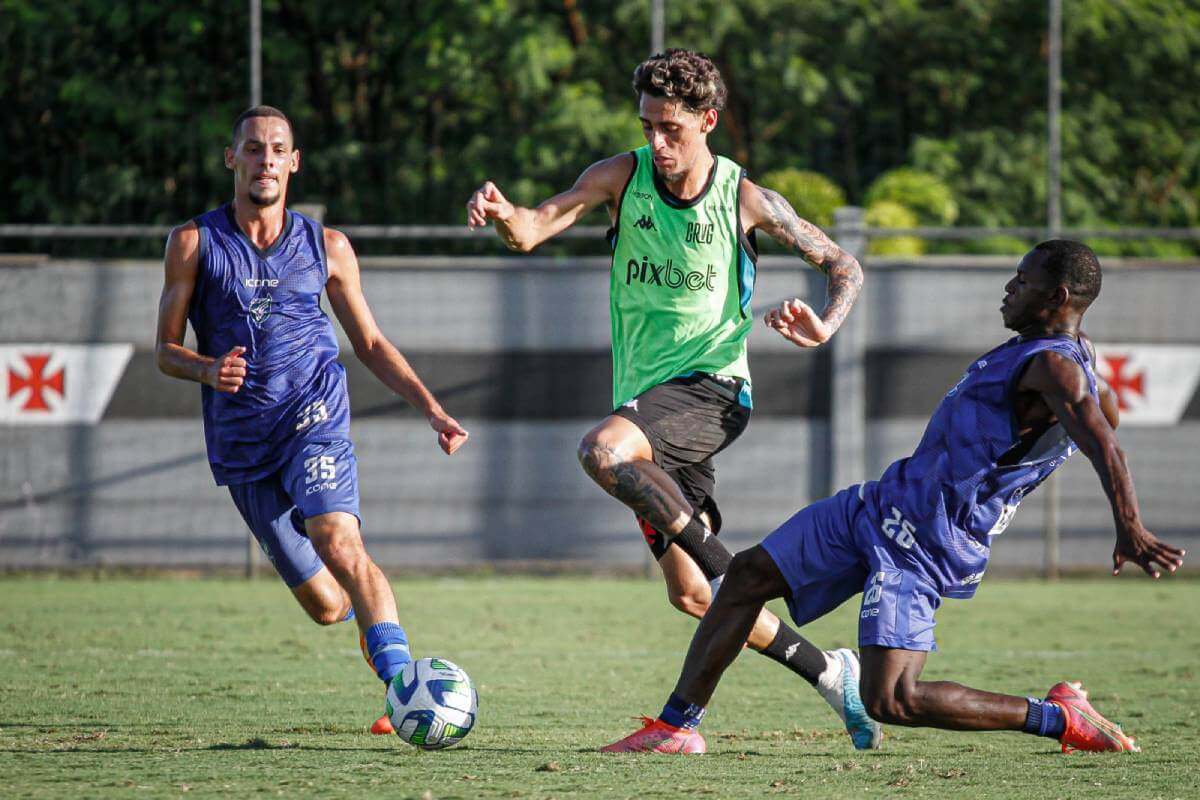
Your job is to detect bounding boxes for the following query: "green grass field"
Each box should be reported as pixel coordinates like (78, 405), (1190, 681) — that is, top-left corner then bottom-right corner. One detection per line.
(2, 576), (1196, 799)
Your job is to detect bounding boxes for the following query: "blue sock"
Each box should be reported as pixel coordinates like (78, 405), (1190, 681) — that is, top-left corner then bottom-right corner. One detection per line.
(1023, 698), (1066, 739)
(364, 622), (411, 684)
(659, 692), (706, 730)
(341, 606), (356, 623)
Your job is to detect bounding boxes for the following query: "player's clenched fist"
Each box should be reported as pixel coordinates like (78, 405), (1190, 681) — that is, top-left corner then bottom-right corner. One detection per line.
(206, 345), (248, 393)
(465, 181), (514, 229)
(430, 414), (470, 455)
(764, 299), (832, 348)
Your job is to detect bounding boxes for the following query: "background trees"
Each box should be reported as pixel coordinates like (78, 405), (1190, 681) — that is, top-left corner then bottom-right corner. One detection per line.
(3, 0), (1197, 247)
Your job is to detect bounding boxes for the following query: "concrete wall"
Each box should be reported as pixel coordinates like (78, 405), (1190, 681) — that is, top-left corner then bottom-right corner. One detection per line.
(2, 255), (1197, 571)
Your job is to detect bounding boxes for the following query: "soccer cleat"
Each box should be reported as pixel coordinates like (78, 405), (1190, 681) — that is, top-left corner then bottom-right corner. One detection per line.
(600, 716), (707, 754)
(1046, 681), (1139, 753)
(816, 648), (883, 750)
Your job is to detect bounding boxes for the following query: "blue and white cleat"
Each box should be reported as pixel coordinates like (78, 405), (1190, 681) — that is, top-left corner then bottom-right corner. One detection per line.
(816, 648), (883, 750)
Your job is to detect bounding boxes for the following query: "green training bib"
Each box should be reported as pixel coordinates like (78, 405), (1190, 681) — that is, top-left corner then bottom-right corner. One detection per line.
(608, 145), (757, 410)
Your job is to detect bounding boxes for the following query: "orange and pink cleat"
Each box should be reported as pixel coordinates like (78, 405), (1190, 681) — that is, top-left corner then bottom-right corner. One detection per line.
(600, 716), (707, 754)
(1046, 681), (1139, 753)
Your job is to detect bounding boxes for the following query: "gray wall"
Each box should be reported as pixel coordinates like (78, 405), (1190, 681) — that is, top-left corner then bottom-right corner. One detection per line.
(1, 255), (1197, 571)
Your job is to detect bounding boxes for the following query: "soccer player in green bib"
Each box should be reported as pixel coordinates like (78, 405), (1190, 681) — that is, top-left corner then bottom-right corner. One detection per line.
(467, 49), (875, 749)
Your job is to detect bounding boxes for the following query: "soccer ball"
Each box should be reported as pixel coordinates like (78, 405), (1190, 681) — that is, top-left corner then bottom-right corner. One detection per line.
(385, 657), (478, 749)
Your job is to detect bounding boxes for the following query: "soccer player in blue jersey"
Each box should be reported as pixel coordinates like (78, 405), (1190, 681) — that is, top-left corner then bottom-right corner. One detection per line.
(604, 240), (1186, 754)
(155, 106), (469, 735)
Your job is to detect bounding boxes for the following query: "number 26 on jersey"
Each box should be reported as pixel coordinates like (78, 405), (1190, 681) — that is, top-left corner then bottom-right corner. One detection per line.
(881, 506), (916, 549)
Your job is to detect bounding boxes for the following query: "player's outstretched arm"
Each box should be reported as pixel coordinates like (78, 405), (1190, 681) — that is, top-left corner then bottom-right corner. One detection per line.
(1020, 351), (1184, 577)
(740, 179), (864, 348)
(324, 228), (468, 455)
(465, 154), (631, 253)
(155, 222), (247, 392)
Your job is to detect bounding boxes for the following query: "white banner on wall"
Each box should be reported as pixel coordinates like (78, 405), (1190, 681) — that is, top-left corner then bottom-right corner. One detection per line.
(1095, 344), (1200, 426)
(0, 344), (133, 425)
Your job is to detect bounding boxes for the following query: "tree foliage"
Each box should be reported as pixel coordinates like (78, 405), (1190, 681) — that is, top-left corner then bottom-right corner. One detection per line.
(2, 0), (1197, 237)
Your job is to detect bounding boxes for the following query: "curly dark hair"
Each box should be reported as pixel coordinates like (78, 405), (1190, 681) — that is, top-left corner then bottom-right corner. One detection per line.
(632, 49), (727, 112)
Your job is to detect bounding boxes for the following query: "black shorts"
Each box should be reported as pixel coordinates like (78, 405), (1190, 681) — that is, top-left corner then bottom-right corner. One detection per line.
(613, 374), (751, 559)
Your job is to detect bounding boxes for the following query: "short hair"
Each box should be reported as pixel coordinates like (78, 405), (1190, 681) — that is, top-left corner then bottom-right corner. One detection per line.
(632, 49), (727, 113)
(1034, 239), (1102, 306)
(231, 105), (294, 146)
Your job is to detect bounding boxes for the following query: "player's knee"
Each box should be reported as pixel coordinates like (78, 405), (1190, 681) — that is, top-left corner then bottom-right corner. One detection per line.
(862, 680), (919, 725)
(668, 586), (710, 619)
(308, 603), (347, 626)
(576, 435), (623, 484)
(723, 548), (779, 604)
(310, 524), (368, 574)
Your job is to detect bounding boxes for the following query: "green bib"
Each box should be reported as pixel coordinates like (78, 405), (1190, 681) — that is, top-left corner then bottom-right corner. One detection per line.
(608, 145), (757, 409)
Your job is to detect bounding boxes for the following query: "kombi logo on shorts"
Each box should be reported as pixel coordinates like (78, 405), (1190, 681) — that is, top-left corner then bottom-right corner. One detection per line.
(625, 255), (716, 292)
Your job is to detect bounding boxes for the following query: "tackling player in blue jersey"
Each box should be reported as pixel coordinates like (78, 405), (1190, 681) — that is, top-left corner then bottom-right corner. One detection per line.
(603, 240), (1186, 754)
(155, 106), (469, 735)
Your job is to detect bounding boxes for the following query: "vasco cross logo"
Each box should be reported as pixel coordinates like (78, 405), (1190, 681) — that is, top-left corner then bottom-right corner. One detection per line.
(633, 215), (656, 231)
(249, 296), (272, 325)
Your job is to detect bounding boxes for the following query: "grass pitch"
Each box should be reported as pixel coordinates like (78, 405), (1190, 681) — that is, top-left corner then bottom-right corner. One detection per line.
(2, 575), (1197, 799)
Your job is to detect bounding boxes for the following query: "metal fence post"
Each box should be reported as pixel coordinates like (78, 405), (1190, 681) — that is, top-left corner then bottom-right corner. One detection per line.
(830, 207), (868, 497)
(1042, 0), (1064, 581)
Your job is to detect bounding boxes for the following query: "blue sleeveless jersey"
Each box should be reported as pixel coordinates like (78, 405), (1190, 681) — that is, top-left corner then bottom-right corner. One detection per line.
(189, 204), (350, 485)
(861, 335), (1098, 598)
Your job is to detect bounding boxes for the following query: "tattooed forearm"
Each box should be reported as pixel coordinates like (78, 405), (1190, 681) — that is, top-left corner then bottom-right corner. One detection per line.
(757, 186), (863, 333)
(820, 249), (863, 333)
(758, 188), (842, 271)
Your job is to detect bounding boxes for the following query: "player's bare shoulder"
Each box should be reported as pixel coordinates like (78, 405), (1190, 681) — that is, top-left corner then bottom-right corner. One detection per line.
(577, 151), (637, 199)
(322, 226), (357, 281)
(164, 220), (201, 266)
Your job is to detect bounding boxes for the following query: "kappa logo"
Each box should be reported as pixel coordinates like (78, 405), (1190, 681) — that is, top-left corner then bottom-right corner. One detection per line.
(249, 296), (272, 325)
(633, 215), (656, 231)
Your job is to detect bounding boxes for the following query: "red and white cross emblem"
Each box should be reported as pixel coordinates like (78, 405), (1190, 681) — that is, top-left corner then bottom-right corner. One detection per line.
(8, 353), (65, 412)
(1098, 354), (1145, 412)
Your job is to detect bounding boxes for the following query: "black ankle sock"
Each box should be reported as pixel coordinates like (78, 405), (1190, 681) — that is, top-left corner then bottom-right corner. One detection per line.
(758, 624), (828, 685)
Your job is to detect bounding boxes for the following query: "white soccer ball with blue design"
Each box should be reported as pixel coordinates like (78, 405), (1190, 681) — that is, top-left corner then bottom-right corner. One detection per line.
(385, 657), (478, 749)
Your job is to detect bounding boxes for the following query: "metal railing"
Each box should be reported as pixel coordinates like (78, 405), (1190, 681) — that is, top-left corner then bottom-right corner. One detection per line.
(3, 223), (1199, 242)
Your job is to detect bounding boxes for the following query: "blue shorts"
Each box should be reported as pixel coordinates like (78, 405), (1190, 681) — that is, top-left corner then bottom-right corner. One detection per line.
(760, 486), (941, 651)
(227, 440), (361, 588)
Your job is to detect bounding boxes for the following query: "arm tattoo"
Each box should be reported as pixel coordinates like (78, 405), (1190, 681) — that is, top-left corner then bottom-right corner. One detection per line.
(820, 249), (864, 332)
(758, 187), (864, 333)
